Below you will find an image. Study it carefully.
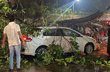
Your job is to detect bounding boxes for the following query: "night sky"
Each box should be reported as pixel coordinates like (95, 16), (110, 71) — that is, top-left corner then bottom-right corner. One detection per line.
(58, 0), (110, 13)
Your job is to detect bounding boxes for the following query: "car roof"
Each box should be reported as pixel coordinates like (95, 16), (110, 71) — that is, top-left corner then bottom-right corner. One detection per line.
(38, 26), (68, 29)
(37, 26), (83, 36)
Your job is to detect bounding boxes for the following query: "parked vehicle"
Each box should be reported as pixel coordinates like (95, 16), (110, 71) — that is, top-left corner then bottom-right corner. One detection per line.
(21, 27), (96, 56)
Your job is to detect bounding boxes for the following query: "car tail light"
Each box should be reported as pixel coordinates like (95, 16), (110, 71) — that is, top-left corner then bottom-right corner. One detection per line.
(23, 36), (32, 42)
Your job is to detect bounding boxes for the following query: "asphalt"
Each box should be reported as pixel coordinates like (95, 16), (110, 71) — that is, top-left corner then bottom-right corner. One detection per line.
(0, 66), (51, 72)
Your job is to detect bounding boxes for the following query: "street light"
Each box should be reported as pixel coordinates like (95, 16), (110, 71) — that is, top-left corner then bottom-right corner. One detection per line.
(73, 0), (80, 18)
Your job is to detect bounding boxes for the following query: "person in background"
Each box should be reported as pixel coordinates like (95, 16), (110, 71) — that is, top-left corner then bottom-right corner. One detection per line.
(2, 15), (25, 72)
(104, 29), (108, 43)
(106, 30), (108, 37)
(101, 29), (104, 36)
(107, 27), (110, 58)
(96, 27), (101, 44)
(100, 29), (104, 43)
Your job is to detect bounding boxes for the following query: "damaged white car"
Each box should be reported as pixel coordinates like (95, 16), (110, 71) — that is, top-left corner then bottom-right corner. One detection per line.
(21, 27), (96, 56)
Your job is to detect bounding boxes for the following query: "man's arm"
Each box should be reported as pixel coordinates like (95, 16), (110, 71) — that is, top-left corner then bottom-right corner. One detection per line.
(2, 34), (7, 48)
(17, 31), (25, 46)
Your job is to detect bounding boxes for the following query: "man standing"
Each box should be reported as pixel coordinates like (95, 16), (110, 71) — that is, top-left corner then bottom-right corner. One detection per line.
(107, 27), (110, 57)
(2, 16), (25, 72)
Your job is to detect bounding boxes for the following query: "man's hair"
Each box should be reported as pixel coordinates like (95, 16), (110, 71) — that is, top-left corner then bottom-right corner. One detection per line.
(9, 15), (15, 22)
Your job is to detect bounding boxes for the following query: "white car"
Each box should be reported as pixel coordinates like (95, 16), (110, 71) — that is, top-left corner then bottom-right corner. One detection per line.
(21, 27), (96, 56)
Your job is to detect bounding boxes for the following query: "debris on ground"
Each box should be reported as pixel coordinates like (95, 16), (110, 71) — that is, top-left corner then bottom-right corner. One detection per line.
(93, 41), (108, 60)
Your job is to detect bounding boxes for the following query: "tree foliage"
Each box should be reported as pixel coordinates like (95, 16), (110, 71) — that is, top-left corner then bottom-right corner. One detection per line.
(0, 0), (110, 70)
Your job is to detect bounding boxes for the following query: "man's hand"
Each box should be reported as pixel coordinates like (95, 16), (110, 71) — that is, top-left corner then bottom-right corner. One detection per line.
(17, 31), (26, 46)
(2, 43), (5, 48)
(22, 41), (25, 46)
(2, 34), (7, 48)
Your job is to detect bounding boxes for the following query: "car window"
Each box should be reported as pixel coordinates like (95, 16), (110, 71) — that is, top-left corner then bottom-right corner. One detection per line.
(62, 29), (81, 37)
(56, 29), (64, 36)
(43, 29), (64, 36)
(29, 28), (42, 37)
(43, 29), (56, 36)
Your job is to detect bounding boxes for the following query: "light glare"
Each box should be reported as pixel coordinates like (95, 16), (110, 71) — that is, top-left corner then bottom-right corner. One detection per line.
(77, 0), (80, 1)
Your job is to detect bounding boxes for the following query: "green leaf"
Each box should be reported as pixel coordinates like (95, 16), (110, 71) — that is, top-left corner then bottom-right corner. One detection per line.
(22, 9), (25, 13)
(108, 61), (110, 64)
(3, 7), (8, 10)
(103, 60), (107, 64)
(82, 57), (85, 62)
(64, 61), (67, 66)
(75, 61), (80, 65)
(96, 60), (102, 65)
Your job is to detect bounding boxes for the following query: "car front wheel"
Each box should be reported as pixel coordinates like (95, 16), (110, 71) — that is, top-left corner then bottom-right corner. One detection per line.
(84, 44), (94, 54)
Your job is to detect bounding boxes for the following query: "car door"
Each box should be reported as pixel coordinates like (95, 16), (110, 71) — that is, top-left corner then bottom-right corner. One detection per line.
(43, 28), (63, 46)
(43, 28), (70, 52)
(62, 28), (86, 52)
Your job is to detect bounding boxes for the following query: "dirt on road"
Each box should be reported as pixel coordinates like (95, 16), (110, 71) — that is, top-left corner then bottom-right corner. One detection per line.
(94, 42), (109, 60)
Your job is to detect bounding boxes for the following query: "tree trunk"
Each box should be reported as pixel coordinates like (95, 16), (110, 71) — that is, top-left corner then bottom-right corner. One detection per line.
(8, 0), (15, 8)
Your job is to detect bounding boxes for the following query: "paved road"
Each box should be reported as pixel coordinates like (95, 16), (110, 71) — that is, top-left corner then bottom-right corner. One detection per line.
(0, 66), (51, 72)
